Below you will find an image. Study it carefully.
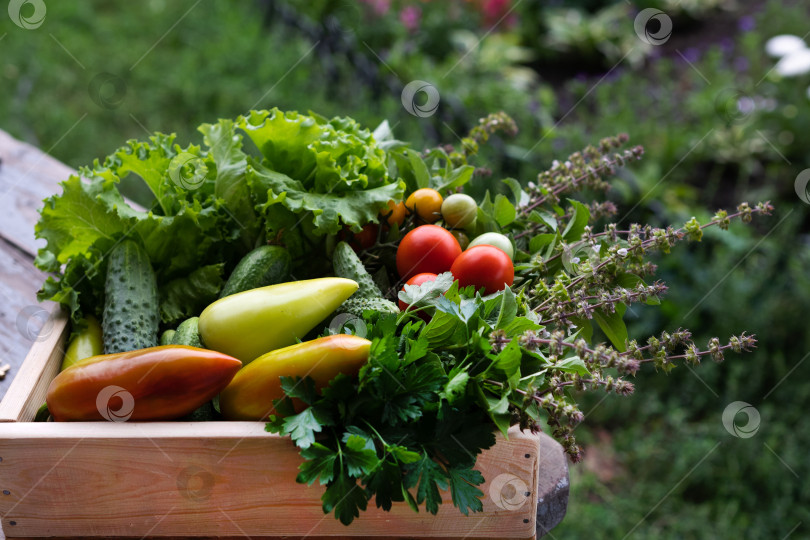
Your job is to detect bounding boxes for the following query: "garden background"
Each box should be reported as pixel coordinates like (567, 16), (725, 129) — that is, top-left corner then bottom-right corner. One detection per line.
(1, 0), (808, 537)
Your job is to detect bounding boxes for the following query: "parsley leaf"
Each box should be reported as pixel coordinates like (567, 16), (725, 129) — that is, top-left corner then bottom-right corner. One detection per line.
(342, 433), (380, 478)
(322, 472), (369, 526)
(448, 467), (485, 516)
(280, 407), (332, 449)
(364, 460), (405, 511)
(398, 271), (455, 307)
(297, 442), (337, 486)
(405, 454), (448, 515)
(280, 375), (318, 405)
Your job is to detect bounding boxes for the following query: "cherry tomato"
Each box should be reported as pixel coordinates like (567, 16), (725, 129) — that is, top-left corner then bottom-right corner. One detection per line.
(468, 232), (514, 260)
(450, 245), (514, 294)
(398, 272), (438, 314)
(382, 200), (407, 227)
(405, 188), (443, 223)
(441, 193), (478, 229)
(339, 223), (379, 251)
(396, 225), (462, 280)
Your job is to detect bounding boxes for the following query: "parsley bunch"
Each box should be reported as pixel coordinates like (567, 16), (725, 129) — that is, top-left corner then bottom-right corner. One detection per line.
(267, 278), (540, 524)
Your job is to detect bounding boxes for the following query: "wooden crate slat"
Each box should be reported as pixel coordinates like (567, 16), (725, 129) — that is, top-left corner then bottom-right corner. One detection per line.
(0, 307), (68, 422)
(0, 423), (540, 539)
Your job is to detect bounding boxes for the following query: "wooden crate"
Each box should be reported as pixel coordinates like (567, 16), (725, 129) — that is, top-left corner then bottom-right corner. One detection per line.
(0, 308), (566, 539)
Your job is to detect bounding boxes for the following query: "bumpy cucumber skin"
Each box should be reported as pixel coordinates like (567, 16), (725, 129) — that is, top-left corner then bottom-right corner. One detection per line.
(219, 245), (291, 298)
(337, 297), (399, 318)
(102, 240), (159, 354)
(172, 317), (203, 348)
(174, 316), (212, 422)
(160, 330), (176, 346)
(181, 401), (217, 421)
(333, 241), (381, 299)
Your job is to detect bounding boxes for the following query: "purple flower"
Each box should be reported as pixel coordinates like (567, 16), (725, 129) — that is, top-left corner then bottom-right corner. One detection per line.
(734, 56), (750, 72)
(399, 5), (421, 33)
(605, 68), (623, 82)
(682, 47), (701, 64)
(739, 16), (755, 32)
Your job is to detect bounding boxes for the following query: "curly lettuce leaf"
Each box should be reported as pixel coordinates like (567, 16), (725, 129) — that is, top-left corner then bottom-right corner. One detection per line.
(35, 172), (238, 321)
(199, 119), (260, 249)
(159, 263), (225, 325)
(238, 109), (399, 211)
(248, 159), (404, 237)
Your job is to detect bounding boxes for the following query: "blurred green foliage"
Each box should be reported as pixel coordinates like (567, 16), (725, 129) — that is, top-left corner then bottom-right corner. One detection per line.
(1, 0), (808, 537)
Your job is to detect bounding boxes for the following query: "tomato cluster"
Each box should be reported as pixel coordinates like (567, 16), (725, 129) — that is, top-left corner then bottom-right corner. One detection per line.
(345, 187), (517, 316)
(396, 225), (513, 292)
(384, 188), (515, 315)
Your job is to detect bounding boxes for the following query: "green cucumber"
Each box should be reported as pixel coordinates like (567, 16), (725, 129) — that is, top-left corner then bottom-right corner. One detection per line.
(102, 240), (159, 354)
(181, 401), (217, 422)
(172, 316), (210, 421)
(219, 245), (291, 298)
(172, 317), (203, 348)
(160, 329), (176, 346)
(331, 242), (398, 317)
(337, 297), (399, 318)
(332, 241), (381, 299)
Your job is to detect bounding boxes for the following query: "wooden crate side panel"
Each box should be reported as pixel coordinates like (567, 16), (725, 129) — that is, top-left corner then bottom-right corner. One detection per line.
(5, 536), (527, 540)
(0, 307), (68, 422)
(0, 423), (539, 539)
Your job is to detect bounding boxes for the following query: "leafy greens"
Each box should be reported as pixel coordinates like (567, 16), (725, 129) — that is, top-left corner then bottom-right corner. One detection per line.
(35, 109), (407, 323)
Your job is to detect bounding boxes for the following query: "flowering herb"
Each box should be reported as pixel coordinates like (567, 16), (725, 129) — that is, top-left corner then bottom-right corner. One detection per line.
(268, 114), (773, 523)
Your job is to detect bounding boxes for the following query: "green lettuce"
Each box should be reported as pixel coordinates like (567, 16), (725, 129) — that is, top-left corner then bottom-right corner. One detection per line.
(34, 109), (408, 323)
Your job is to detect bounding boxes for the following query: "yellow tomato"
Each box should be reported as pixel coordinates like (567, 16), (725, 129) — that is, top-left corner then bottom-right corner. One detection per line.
(382, 200), (408, 227)
(405, 188), (443, 223)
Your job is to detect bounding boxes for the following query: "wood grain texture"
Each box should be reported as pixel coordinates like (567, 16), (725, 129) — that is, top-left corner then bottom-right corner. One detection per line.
(0, 307), (68, 422)
(0, 240), (59, 403)
(0, 128), (74, 258)
(0, 423), (539, 539)
(0, 128), (72, 403)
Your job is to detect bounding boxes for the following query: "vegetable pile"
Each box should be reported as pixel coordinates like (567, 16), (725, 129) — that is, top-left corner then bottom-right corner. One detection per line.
(35, 109), (772, 525)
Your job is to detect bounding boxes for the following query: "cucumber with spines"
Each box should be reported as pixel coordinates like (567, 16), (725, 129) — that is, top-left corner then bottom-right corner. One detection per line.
(332, 241), (381, 299)
(219, 245), (290, 298)
(172, 317), (203, 348)
(337, 297), (399, 318)
(102, 240), (159, 353)
(160, 330), (176, 346)
(173, 317), (211, 421)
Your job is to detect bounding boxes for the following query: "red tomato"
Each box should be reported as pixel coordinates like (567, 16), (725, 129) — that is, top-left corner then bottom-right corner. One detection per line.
(396, 225), (462, 280)
(450, 245), (514, 294)
(340, 223), (379, 252)
(398, 272), (438, 313)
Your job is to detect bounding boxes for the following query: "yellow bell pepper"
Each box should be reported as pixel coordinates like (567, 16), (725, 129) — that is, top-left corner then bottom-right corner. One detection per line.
(220, 334), (371, 420)
(198, 277), (358, 363)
